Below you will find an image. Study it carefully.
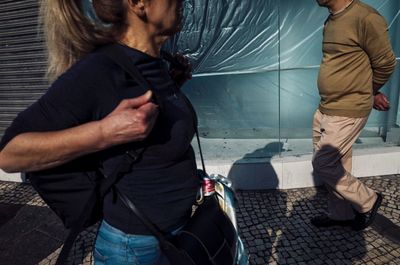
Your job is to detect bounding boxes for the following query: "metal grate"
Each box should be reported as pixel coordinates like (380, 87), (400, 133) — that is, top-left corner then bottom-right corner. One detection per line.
(0, 0), (48, 139)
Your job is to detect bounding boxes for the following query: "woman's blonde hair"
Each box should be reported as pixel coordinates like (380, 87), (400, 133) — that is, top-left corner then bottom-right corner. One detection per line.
(40, 0), (127, 81)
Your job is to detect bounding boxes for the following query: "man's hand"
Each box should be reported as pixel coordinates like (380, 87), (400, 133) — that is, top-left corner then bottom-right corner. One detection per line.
(100, 91), (159, 146)
(169, 53), (192, 88)
(373, 92), (390, 111)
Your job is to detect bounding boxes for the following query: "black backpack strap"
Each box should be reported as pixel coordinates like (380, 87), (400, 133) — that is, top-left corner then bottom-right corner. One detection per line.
(55, 151), (144, 265)
(55, 190), (98, 265)
(115, 187), (167, 241)
(100, 44), (163, 108)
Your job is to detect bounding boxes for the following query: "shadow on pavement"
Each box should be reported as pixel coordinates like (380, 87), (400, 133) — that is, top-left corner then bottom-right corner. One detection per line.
(228, 142), (282, 190)
(371, 213), (400, 245)
(0, 181), (68, 265)
(0, 204), (66, 265)
(0, 203), (23, 227)
(0, 182), (99, 265)
(229, 142), (286, 264)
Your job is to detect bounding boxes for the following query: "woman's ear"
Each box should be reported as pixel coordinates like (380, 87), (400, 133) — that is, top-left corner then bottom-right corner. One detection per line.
(126, 0), (146, 18)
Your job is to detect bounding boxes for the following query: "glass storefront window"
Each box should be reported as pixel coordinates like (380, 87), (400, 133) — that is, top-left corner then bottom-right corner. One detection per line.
(165, 0), (400, 161)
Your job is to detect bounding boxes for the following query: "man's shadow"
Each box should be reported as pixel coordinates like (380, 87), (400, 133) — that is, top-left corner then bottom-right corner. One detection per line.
(228, 142), (287, 264)
(227, 142), (282, 191)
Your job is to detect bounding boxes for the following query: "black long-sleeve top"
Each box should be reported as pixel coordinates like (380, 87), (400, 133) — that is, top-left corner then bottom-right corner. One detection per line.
(0, 44), (200, 234)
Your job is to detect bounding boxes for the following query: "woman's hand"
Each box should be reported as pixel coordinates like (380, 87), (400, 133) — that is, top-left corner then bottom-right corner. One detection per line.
(100, 91), (159, 146)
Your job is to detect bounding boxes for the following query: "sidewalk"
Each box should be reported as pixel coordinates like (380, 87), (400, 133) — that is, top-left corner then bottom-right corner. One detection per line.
(0, 175), (399, 265)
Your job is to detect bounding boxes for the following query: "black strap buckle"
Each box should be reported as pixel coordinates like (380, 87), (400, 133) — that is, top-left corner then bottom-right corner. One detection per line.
(126, 150), (140, 162)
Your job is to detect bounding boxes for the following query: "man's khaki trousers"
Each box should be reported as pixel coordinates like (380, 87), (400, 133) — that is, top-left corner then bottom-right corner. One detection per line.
(312, 109), (377, 220)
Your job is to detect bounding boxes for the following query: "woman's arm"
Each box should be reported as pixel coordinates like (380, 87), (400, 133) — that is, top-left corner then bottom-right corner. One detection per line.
(0, 91), (158, 173)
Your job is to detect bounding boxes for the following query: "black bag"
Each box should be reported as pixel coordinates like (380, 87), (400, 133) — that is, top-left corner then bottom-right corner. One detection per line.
(116, 185), (238, 265)
(28, 149), (144, 265)
(28, 159), (103, 230)
(171, 195), (238, 265)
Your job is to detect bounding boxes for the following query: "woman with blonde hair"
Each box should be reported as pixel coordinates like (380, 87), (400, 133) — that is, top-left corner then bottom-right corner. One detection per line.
(0, 0), (198, 264)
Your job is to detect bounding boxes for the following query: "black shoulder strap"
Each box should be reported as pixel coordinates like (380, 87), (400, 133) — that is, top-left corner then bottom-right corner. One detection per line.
(55, 153), (143, 265)
(56, 190), (97, 265)
(100, 44), (164, 108)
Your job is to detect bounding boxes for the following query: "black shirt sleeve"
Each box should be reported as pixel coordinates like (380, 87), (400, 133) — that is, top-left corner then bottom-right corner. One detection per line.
(0, 53), (118, 150)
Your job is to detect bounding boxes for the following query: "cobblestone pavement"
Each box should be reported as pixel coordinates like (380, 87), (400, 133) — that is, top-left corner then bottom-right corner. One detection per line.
(0, 175), (399, 265)
(237, 175), (400, 265)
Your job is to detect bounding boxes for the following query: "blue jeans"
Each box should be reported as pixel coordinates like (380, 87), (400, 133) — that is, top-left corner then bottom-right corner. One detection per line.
(94, 220), (171, 265)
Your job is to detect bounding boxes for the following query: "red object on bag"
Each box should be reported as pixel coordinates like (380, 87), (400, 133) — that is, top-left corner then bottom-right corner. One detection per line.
(202, 177), (215, 196)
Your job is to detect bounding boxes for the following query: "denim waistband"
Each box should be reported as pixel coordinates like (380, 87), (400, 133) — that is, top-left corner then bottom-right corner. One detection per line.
(99, 220), (184, 240)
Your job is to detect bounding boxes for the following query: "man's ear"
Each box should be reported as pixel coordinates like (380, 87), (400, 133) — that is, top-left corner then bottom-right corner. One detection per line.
(126, 0), (146, 18)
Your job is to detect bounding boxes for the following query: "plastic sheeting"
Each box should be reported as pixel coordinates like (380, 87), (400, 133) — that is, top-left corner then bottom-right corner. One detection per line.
(165, 0), (400, 141)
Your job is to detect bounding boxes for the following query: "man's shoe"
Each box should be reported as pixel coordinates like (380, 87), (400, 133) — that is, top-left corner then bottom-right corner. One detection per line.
(311, 215), (354, 228)
(352, 193), (383, 231)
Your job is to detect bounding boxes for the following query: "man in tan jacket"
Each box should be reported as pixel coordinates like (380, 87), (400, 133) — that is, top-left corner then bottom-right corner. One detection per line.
(312, 0), (396, 230)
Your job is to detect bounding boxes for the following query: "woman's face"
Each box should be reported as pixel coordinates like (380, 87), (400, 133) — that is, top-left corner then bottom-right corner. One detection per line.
(145, 0), (185, 36)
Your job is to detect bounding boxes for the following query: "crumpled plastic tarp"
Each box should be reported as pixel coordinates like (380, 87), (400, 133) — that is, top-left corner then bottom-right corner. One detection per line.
(164, 0), (400, 139)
